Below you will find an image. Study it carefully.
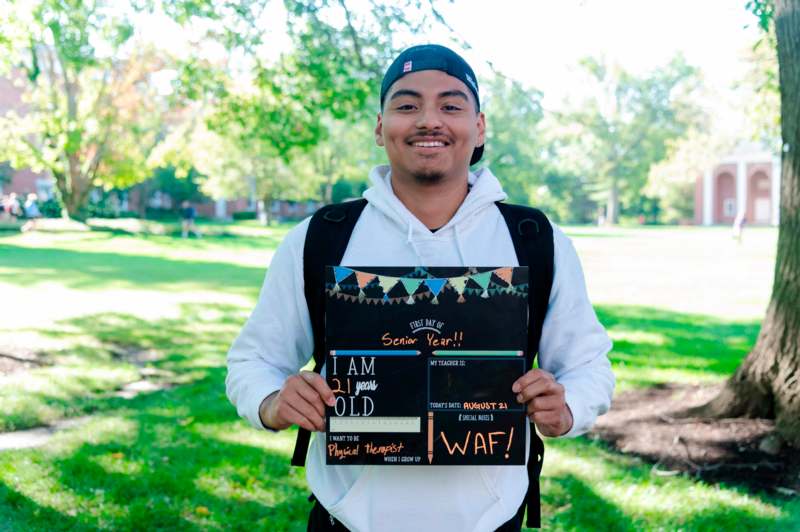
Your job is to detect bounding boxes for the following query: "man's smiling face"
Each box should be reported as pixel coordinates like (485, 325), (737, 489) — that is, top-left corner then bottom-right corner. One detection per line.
(375, 70), (485, 185)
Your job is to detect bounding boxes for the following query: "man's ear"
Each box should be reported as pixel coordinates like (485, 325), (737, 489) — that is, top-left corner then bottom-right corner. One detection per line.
(375, 113), (385, 147)
(476, 111), (486, 148)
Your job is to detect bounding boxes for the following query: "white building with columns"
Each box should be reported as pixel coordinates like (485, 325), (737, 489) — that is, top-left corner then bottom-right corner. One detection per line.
(694, 142), (781, 226)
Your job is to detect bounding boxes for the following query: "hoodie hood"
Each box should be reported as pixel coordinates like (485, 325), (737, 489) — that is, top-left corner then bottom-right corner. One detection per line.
(362, 165), (507, 265)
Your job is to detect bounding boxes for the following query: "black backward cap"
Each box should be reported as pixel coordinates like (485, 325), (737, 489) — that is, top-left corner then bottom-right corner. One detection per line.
(380, 44), (484, 165)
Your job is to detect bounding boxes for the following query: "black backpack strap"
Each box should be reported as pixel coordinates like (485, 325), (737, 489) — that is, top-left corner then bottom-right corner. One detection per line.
(495, 202), (554, 529)
(292, 198), (369, 467)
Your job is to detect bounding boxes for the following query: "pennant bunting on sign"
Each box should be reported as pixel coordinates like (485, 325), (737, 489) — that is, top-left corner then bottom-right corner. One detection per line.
(495, 267), (513, 286)
(334, 267), (353, 283)
(449, 276), (468, 303)
(355, 272), (375, 289)
(377, 276), (399, 295)
(424, 278), (447, 305)
(471, 271), (492, 298)
(400, 278), (423, 296)
(327, 267), (528, 304)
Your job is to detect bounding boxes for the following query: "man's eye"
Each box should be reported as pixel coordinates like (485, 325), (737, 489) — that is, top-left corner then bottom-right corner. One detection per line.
(443, 104), (462, 111)
(396, 104), (415, 111)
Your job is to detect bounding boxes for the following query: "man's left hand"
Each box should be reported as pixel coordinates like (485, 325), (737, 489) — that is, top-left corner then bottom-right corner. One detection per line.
(512, 369), (573, 437)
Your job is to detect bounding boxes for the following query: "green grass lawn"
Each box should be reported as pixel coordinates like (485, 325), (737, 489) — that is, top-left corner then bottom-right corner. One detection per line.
(1, 223), (798, 530)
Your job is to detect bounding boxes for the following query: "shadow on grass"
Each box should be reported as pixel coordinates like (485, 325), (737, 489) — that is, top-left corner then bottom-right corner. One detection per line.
(0, 481), (85, 531)
(0, 303), (251, 432)
(543, 473), (637, 531)
(0, 300), (792, 530)
(85, 227), (288, 251)
(0, 244), (265, 294)
(1, 369), (311, 530)
(595, 304), (760, 387)
(541, 437), (797, 531)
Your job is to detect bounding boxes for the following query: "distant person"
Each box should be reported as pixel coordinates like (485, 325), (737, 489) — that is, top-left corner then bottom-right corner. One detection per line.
(732, 210), (746, 243)
(21, 193), (42, 232)
(181, 200), (201, 238)
(3, 193), (21, 222)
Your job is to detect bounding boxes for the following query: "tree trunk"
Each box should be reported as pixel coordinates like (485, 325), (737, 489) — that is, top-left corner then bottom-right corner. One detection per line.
(693, 0), (800, 446)
(52, 170), (89, 220)
(262, 192), (272, 225)
(606, 179), (619, 224)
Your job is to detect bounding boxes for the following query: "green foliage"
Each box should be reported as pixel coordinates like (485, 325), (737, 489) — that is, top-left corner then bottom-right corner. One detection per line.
(0, 1), (168, 218)
(331, 178), (368, 203)
(740, 28), (780, 151)
(746, 0), (775, 31)
(149, 166), (204, 208)
(482, 76), (546, 203)
(232, 210), (257, 220)
(555, 55), (704, 223)
(38, 197), (62, 218)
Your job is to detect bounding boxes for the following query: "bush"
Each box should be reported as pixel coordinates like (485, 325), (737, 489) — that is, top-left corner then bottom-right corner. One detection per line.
(39, 198), (62, 218)
(231, 211), (257, 221)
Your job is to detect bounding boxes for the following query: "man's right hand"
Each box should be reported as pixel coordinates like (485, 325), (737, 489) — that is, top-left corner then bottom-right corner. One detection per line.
(259, 371), (335, 432)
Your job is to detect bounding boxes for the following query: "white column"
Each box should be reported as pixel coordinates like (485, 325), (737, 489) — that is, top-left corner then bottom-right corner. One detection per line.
(703, 168), (713, 225)
(771, 156), (781, 226)
(736, 159), (748, 219)
(215, 198), (227, 219)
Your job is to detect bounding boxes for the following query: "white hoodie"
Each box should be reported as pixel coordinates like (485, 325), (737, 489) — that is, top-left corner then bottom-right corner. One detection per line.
(226, 165), (614, 532)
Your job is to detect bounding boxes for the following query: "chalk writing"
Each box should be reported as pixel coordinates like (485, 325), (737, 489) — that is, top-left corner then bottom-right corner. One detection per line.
(463, 401), (509, 410)
(328, 443), (360, 460)
(364, 442), (405, 456)
(440, 428), (515, 459)
(354, 379), (378, 396)
(334, 395), (375, 416)
(381, 333), (419, 346)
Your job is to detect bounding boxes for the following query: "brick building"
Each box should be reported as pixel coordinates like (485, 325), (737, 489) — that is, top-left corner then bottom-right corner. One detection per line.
(694, 142), (781, 226)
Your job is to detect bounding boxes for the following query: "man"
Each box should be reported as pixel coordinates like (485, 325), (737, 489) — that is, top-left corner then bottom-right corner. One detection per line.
(180, 200), (201, 239)
(227, 44), (614, 531)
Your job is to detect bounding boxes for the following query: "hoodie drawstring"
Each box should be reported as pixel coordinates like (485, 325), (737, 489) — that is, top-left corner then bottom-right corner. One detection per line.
(453, 224), (467, 266)
(406, 221), (425, 266)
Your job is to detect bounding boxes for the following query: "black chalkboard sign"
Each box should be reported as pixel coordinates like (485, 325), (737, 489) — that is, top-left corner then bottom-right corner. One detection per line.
(324, 266), (529, 465)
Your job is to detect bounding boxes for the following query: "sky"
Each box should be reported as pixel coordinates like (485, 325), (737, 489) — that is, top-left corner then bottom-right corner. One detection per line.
(422, 0), (762, 132)
(433, 1), (758, 101)
(140, 0), (764, 132)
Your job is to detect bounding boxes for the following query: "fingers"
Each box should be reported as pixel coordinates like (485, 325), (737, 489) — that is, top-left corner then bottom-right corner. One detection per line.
(512, 368), (551, 394)
(512, 369), (572, 436)
(525, 394), (562, 415)
(281, 401), (321, 432)
(272, 373), (334, 432)
(278, 390), (325, 432)
(515, 377), (563, 405)
(300, 371), (336, 407)
(294, 380), (327, 419)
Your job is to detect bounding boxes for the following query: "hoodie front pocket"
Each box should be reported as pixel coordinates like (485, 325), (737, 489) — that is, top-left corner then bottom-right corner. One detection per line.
(326, 465), (374, 526)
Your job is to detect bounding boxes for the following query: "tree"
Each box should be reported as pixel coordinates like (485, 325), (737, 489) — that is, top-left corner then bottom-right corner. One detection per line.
(0, 0), (449, 219)
(482, 76), (546, 204)
(148, 0), (451, 218)
(740, 17), (781, 151)
(555, 56), (703, 224)
(693, 0), (800, 446)
(646, 128), (736, 223)
(477, 75), (589, 223)
(0, 1), (173, 219)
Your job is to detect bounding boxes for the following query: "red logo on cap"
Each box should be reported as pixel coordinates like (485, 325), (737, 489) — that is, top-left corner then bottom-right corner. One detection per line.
(403, 61), (412, 73)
